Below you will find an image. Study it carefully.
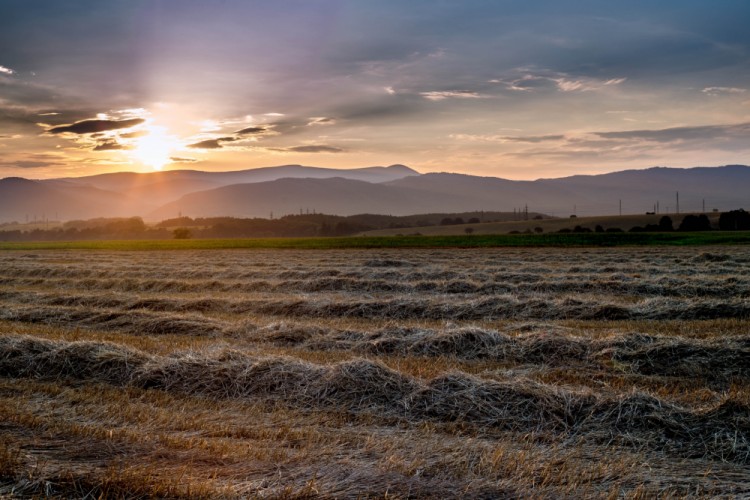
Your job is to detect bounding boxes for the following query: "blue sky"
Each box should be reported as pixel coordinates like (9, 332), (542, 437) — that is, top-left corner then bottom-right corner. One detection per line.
(1, 0), (749, 178)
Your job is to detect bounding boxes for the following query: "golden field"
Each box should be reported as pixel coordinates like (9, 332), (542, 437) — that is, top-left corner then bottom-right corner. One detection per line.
(1, 247), (749, 498)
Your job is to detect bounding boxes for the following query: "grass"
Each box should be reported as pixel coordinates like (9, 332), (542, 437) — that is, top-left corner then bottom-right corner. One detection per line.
(1, 230), (750, 250)
(1, 246), (749, 497)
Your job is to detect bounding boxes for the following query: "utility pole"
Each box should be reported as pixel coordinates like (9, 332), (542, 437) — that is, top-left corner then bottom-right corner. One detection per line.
(524, 204), (528, 221)
(619, 199), (622, 216)
(657, 201), (659, 214)
(676, 192), (680, 215)
(702, 199), (705, 213)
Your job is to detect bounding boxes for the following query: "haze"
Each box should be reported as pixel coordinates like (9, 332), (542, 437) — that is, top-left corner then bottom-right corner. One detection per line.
(1, 1), (750, 180)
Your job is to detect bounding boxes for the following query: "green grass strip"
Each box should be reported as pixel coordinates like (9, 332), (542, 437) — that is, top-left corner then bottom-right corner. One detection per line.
(1, 231), (750, 251)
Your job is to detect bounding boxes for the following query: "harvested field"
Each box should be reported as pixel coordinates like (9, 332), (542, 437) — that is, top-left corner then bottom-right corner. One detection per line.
(1, 246), (749, 498)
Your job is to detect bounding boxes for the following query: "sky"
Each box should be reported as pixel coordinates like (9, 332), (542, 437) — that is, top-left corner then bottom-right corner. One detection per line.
(1, 0), (749, 180)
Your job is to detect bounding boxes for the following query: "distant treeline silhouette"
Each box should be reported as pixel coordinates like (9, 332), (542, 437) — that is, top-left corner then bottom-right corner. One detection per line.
(0, 211), (517, 241)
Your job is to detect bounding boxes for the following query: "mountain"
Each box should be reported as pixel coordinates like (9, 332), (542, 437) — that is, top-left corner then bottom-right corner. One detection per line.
(0, 177), (133, 222)
(1, 164), (748, 222)
(149, 177), (480, 219)
(40, 164), (418, 213)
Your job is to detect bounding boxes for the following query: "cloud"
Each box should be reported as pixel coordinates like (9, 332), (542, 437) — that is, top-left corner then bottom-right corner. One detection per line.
(186, 136), (237, 149)
(702, 86), (747, 96)
(503, 134), (565, 143)
(307, 117), (336, 126)
(594, 122), (750, 143)
(235, 126), (268, 135)
(420, 90), (487, 101)
(491, 69), (626, 93)
(450, 133), (564, 143)
(186, 139), (223, 149)
(47, 118), (145, 135)
(272, 145), (344, 153)
(169, 156), (198, 163)
(0, 65), (14, 75)
(0, 160), (61, 169)
(120, 130), (148, 139)
(93, 139), (126, 151)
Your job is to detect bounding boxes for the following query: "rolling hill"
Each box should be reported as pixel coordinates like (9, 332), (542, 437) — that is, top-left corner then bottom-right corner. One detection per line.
(1, 164), (748, 222)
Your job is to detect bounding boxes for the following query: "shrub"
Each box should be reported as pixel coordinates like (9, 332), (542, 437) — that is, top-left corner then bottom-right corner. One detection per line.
(173, 228), (192, 239)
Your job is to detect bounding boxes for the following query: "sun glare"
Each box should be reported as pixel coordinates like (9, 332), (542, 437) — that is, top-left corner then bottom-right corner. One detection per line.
(131, 124), (176, 171)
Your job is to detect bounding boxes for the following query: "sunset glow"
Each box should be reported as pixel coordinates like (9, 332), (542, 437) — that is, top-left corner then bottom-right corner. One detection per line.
(130, 125), (177, 171)
(1, 1), (749, 179)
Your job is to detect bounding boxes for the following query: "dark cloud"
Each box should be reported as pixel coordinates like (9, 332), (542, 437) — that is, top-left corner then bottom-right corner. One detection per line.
(187, 139), (223, 149)
(235, 126), (267, 135)
(275, 145), (344, 153)
(595, 123), (750, 143)
(48, 118), (144, 135)
(186, 136), (237, 149)
(169, 156), (198, 163)
(93, 139), (125, 151)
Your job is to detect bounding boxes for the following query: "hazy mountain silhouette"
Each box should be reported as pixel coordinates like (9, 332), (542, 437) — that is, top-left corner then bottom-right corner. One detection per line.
(47, 164), (418, 209)
(0, 177), (133, 222)
(1, 164), (748, 222)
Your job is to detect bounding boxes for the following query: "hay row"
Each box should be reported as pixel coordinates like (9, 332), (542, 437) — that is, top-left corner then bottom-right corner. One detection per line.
(263, 324), (750, 379)
(2, 274), (747, 298)
(2, 289), (750, 321)
(1, 334), (748, 464)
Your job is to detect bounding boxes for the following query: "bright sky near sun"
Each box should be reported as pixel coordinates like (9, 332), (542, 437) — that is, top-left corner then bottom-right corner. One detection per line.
(1, 1), (749, 179)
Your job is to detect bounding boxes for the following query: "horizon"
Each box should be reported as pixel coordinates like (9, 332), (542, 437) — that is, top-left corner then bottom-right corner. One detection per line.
(2, 1), (750, 180)
(3, 162), (750, 184)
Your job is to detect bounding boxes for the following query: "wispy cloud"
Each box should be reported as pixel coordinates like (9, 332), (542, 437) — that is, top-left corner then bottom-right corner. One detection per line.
(491, 69), (626, 93)
(702, 86), (747, 96)
(271, 145), (344, 153)
(420, 90), (488, 101)
(450, 133), (564, 143)
(594, 122), (750, 143)
(92, 139), (126, 151)
(0, 160), (62, 169)
(307, 117), (336, 126)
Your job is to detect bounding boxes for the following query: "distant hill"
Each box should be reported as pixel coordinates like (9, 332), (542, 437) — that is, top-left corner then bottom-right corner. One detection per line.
(1, 164), (748, 222)
(0, 177), (132, 222)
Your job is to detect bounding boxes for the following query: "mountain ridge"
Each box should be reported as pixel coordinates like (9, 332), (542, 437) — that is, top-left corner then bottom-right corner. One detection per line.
(1, 164), (748, 222)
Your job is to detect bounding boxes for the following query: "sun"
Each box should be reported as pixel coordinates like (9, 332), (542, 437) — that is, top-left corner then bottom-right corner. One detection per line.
(130, 124), (176, 171)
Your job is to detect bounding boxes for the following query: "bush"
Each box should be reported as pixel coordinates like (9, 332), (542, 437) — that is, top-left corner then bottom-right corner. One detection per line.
(173, 228), (192, 239)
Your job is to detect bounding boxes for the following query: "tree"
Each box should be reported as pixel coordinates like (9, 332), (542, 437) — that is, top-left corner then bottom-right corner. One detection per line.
(658, 216), (673, 231)
(173, 227), (192, 239)
(464, 227), (474, 234)
(678, 214), (711, 231)
(719, 209), (750, 230)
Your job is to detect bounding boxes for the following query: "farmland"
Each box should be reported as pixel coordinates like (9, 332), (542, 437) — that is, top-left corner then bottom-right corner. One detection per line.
(1, 246), (749, 497)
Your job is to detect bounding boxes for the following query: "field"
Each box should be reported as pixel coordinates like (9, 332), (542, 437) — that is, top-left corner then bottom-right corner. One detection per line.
(1, 246), (749, 497)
